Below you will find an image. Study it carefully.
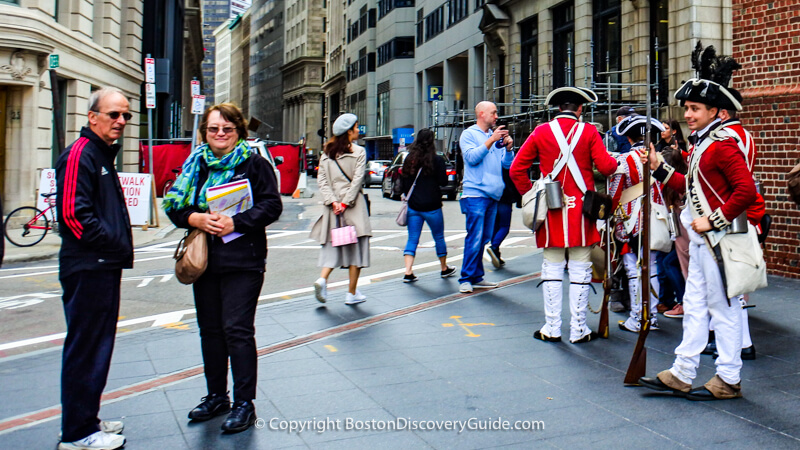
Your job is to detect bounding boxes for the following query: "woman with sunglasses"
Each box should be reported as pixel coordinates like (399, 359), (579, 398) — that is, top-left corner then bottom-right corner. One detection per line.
(310, 113), (372, 304)
(164, 103), (282, 433)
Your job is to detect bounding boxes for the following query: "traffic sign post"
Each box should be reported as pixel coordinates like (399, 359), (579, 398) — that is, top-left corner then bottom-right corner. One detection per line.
(144, 55), (156, 226)
(190, 82), (205, 148)
(191, 79), (200, 96)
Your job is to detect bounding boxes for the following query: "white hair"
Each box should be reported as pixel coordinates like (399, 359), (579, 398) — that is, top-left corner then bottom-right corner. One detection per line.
(88, 87), (127, 113)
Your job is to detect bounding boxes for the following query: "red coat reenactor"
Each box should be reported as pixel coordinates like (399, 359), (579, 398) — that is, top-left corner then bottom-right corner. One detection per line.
(639, 45), (759, 401)
(510, 87), (618, 344)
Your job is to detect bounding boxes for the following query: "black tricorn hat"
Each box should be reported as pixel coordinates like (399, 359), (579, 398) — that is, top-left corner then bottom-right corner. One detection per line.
(674, 79), (742, 111)
(546, 87), (598, 106)
(675, 43), (743, 111)
(618, 115), (666, 138)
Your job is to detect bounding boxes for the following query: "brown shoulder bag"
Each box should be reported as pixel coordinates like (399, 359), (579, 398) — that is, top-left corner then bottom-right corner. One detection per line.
(174, 229), (208, 284)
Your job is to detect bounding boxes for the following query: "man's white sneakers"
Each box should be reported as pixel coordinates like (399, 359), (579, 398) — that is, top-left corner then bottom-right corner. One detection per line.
(473, 280), (498, 289)
(314, 278), (328, 303)
(58, 430), (125, 450)
(59, 420), (123, 440)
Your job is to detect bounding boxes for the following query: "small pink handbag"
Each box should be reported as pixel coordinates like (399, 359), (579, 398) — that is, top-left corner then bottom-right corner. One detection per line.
(331, 215), (358, 247)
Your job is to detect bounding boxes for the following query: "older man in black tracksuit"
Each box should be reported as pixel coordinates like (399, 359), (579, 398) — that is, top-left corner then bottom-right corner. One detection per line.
(55, 88), (133, 450)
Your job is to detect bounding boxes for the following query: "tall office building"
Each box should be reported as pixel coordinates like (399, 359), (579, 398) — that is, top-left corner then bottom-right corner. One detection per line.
(201, 0), (233, 104)
(249, 0), (285, 141)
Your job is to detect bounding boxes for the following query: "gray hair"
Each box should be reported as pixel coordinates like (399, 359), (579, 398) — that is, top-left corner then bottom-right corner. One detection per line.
(88, 87), (127, 112)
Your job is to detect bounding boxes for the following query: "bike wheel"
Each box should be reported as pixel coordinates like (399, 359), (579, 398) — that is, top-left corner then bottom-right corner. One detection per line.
(4, 206), (49, 247)
(162, 179), (175, 197)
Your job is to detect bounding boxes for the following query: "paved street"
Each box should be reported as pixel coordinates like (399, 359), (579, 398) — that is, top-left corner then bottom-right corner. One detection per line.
(1, 182), (799, 448)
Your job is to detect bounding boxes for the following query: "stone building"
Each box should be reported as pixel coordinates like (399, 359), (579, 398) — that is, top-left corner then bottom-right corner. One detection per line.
(732, 0), (800, 278)
(321, 0), (347, 145)
(281, 0), (326, 155)
(0, 0), (143, 210)
(214, 12), (251, 116)
(201, 0), (231, 104)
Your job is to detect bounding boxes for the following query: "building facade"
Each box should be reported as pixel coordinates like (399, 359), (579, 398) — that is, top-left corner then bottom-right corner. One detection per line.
(249, 0), (284, 140)
(732, 0), (800, 278)
(201, 0), (231, 104)
(321, 0), (347, 149)
(0, 0), (143, 210)
(281, 0), (325, 154)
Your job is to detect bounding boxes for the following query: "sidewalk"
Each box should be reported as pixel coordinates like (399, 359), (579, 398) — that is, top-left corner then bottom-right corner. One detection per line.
(0, 251), (798, 448)
(2, 198), (174, 265)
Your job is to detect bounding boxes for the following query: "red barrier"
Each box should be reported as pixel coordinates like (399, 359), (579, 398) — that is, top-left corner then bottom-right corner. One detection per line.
(139, 143), (192, 197)
(268, 144), (302, 195)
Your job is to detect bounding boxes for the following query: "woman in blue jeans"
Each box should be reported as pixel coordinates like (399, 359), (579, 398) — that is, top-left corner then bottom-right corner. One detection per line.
(401, 129), (457, 282)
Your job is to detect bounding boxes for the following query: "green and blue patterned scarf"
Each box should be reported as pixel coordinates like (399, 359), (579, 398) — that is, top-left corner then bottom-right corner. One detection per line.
(163, 139), (252, 212)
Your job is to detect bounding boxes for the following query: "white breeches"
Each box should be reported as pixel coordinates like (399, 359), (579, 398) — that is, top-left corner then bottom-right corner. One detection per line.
(541, 247), (594, 341)
(670, 230), (743, 385)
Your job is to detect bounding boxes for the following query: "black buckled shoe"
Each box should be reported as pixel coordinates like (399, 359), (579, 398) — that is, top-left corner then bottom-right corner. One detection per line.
(188, 393), (231, 422)
(533, 330), (561, 343)
(638, 371), (691, 397)
(570, 331), (599, 344)
(221, 400), (257, 433)
(741, 346), (756, 360)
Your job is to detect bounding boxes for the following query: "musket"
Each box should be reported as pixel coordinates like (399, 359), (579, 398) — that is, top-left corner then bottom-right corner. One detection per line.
(599, 179), (612, 338)
(624, 55), (653, 385)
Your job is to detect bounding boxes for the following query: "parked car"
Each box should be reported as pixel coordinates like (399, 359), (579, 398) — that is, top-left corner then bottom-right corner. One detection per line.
(247, 138), (283, 189)
(364, 160), (390, 187)
(382, 152), (458, 201)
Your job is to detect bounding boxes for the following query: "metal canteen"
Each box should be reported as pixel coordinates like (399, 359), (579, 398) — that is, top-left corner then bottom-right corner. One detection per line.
(668, 205), (682, 238)
(545, 180), (564, 209)
(729, 211), (749, 234)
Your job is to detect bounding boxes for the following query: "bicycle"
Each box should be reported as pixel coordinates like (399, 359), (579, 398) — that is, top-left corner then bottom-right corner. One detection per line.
(4, 192), (59, 247)
(162, 167), (182, 197)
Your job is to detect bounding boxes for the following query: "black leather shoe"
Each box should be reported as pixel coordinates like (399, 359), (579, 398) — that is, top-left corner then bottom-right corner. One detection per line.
(533, 330), (561, 343)
(741, 346), (756, 360)
(702, 341), (717, 355)
(188, 393), (230, 421)
(638, 377), (688, 397)
(221, 400), (256, 433)
(571, 331), (599, 344)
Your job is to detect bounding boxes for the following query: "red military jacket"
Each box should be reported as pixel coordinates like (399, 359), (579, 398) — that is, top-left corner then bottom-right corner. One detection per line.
(715, 120), (766, 225)
(511, 112), (618, 248)
(655, 130), (757, 230)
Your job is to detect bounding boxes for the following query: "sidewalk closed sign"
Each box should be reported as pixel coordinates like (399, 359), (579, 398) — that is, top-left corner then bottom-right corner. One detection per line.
(37, 169), (57, 211)
(191, 95), (205, 115)
(118, 173), (152, 225)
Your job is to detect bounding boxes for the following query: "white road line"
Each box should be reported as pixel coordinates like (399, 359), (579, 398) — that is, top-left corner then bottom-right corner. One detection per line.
(499, 236), (533, 247)
(267, 230), (307, 239)
(369, 232), (407, 243)
(419, 232), (467, 248)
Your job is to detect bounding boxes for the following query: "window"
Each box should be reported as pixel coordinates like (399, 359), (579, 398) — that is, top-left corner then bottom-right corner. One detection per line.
(475, 0), (486, 10)
(652, 0), (669, 106)
(552, 2), (574, 88)
(448, 0), (468, 27)
(593, 0), (621, 99)
(349, 7), (376, 41)
(347, 48), (376, 80)
(377, 37), (415, 66)
(348, 90), (367, 131)
(424, 4), (446, 42)
(416, 9), (424, 46)
(379, 0), (414, 20)
(377, 81), (390, 135)
(520, 16), (538, 106)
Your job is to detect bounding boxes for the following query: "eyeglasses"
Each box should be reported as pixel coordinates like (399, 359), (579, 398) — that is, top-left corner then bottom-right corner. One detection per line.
(206, 126), (236, 135)
(94, 111), (132, 121)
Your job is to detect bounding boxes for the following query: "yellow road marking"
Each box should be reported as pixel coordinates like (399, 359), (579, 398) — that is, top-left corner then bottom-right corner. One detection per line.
(163, 322), (190, 330)
(442, 315), (494, 337)
(324, 345), (338, 352)
(281, 295), (292, 300)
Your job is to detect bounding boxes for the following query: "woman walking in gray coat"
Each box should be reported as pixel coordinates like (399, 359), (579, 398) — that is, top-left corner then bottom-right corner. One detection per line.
(310, 113), (372, 304)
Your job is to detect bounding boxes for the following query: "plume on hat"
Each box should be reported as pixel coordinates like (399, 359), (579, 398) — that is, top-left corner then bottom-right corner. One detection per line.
(691, 43), (742, 88)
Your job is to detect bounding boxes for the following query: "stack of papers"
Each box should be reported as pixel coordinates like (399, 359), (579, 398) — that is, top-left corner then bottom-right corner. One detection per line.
(206, 179), (253, 243)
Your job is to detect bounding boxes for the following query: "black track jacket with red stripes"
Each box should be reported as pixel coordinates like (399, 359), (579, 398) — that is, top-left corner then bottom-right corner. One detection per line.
(56, 127), (133, 279)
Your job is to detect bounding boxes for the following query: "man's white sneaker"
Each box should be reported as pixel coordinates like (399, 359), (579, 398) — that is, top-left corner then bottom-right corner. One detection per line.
(58, 431), (126, 450)
(59, 421), (124, 440)
(314, 278), (327, 303)
(459, 282), (473, 293)
(345, 292), (366, 305)
(473, 280), (498, 289)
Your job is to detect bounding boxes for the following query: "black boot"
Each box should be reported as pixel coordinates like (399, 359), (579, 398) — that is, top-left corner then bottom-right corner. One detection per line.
(222, 400), (257, 433)
(188, 393), (231, 421)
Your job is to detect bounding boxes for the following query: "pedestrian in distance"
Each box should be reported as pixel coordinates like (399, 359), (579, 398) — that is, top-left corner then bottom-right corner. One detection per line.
(55, 87), (133, 450)
(311, 113), (372, 304)
(487, 168), (521, 269)
(510, 86), (620, 344)
(164, 103), (283, 432)
(656, 119), (687, 154)
(399, 128), (457, 282)
(457, 101), (515, 293)
(606, 105), (637, 154)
